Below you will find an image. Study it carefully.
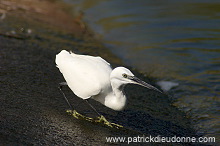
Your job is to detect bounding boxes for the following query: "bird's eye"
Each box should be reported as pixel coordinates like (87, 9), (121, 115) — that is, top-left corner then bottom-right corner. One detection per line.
(122, 73), (128, 78)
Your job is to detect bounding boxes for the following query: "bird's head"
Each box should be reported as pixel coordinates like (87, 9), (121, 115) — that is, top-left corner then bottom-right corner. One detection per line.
(110, 67), (162, 93)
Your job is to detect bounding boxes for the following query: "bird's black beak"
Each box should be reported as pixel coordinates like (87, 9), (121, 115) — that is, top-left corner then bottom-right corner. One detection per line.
(129, 76), (163, 93)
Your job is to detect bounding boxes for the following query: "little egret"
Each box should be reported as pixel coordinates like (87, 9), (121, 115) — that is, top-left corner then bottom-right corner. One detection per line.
(56, 50), (162, 127)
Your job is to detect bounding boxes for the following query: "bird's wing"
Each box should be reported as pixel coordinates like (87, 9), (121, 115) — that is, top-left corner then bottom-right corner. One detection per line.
(72, 52), (111, 66)
(56, 50), (112, 99)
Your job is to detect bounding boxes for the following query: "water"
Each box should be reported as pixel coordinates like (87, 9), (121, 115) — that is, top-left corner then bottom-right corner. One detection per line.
(66, 0), (220, 140)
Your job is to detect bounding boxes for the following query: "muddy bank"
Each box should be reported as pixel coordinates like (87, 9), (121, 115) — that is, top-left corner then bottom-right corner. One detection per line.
(0, 0), (199, 145)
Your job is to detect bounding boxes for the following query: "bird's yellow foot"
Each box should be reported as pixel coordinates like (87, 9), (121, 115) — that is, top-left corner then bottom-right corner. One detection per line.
(66, 110), (123, 129)
(66, 110), (93, 122)
(95, 115), (123, 129)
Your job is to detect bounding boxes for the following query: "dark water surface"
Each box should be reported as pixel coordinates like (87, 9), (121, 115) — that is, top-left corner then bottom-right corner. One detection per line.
(65, 0), (220, 141)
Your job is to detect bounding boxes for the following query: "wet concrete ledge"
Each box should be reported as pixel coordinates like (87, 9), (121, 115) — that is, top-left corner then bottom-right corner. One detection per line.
(0, 0), (198, 145)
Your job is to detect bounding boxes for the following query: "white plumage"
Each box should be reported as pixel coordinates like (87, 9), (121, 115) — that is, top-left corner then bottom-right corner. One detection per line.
(56, 50), (161, 111)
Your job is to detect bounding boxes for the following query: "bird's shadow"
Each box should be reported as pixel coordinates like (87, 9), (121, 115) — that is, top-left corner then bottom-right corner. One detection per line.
(104, 109), (195, 137)
(61, 85), (196, 138)
(73, 98), (195, 138)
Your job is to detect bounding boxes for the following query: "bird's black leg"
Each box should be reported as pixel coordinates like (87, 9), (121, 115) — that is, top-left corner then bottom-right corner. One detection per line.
(58, 83), (122, 128)
(58, 82), (73, 110)
(85, 99), (101, 117)
(85, 99), (123, 128)
(58, 82), (93, 120)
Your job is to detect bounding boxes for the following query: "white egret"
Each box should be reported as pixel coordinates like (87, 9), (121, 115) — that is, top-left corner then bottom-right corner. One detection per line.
(56, 50), (162, 127)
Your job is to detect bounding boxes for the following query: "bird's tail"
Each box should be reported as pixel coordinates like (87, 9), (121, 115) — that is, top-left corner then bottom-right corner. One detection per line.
(55, 50), (73, 68)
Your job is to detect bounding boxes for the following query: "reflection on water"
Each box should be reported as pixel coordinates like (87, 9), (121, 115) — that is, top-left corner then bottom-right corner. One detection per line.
(66, 0), (219, 140)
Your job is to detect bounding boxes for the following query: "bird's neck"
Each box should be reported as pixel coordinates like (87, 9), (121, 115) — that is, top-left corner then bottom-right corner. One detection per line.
(104, 79), (126, 111)
(112, 83), (125, 99)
